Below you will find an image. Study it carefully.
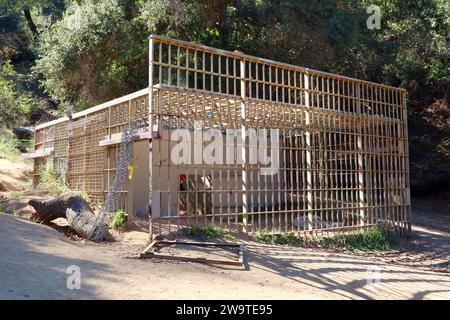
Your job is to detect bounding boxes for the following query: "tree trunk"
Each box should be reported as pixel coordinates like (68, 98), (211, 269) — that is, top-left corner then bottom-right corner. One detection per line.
(21, 4), (39, 39)
(28, 192), (109, 240)
(217, 0), (230, 50)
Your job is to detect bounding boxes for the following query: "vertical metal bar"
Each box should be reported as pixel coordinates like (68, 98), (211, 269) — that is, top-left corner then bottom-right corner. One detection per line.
(240, 58), (248, 233)
(127, 99), (134, 221)
(148, 37), (155, 239)
(304, 72), (313, 236)
(356, 83), (365, 226)
(402, 91), (411, 234)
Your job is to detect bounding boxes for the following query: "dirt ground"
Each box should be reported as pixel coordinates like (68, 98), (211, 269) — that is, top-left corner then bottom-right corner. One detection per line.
(0, 158), (52, 217)
(0, 158), (30, 192)
(1, 212), (449, 300)
(0, 156), (449, 299)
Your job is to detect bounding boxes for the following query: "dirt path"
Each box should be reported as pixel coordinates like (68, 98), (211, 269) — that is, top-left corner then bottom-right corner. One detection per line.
(0, 159), (30, 192)
(1, 213), (449, 300)
(1, 157), (449, 299)
(0, 157), (53, 217)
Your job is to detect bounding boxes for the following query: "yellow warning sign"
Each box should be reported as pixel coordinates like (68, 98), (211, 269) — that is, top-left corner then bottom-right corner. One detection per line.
(128, 164), (137, 180)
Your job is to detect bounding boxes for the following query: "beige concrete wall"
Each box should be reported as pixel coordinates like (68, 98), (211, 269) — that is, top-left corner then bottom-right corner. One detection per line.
(131, 140), (150, 217)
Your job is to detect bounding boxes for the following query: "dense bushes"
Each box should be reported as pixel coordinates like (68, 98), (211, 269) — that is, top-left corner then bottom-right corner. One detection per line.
(0, 61), (36, 129)
(0, 0), (448, 191)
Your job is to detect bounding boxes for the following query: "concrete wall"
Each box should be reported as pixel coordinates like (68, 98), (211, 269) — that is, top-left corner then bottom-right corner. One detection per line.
(131, 140), (150, 217)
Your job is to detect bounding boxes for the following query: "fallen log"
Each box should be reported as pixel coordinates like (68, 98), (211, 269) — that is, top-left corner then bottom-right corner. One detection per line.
(29, 192), (110, 241)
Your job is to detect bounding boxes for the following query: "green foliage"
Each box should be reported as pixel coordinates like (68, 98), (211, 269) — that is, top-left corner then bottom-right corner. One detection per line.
(0, 202), (17, 216)
(186, 225), (201, 236)
(0, 131), (22, 162)
(40, 160), (70, 194)
(0, 0), (448, 191)
(0, 61), (37, 129)
(111, 210), (128, 230)
(39, 161), (95, 203)
(9, 191), (22, 198)
(256, 226), (396, 251)
(0, 203), (7, 213)
(255, 232), (302, 246)
(34, 0), (147, 110)
(315, 226), (396, 252)
(187, 225), (237, 241)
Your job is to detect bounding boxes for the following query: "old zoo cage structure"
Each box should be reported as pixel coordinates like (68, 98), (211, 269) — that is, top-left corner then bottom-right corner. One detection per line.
(32, 35), (411, 238)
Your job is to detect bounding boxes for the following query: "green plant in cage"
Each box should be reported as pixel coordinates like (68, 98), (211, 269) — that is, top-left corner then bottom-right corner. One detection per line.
(40, 161), (71, 195)
(315, 225), (397, 252)
(187, 225), (237, 241)
(111, 210), (128, 230)
(255, 225), (397, 252)
(255, 232), (302, 246)
(39, 161), (96, 204)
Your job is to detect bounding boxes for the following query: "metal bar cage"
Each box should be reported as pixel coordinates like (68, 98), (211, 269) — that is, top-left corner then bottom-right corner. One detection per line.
(33, 35), (411, 238)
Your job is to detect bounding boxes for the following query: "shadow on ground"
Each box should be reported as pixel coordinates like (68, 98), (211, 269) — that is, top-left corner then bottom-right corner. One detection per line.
(243, 243), (450, 299)
(0, 213), (115, 299)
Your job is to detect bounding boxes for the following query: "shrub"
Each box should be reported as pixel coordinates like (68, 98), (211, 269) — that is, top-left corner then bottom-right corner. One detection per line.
(255, 225), (396, 252)
(187, 225), (237, 241)
(0, 203), (7, 213)
(39, 161), (96, 207)
(111, 210), (128, 230)
(0, 61), (36, 129)
(255, 232), (302, 246)
(0, 131), (22, 162)
(40, 161), (71, 194)
(316, 225), (396, 252)
(9, 191), (22, 198)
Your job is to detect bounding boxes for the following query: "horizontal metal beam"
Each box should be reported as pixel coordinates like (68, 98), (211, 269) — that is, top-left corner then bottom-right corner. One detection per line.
(149, 34), (406, 93)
